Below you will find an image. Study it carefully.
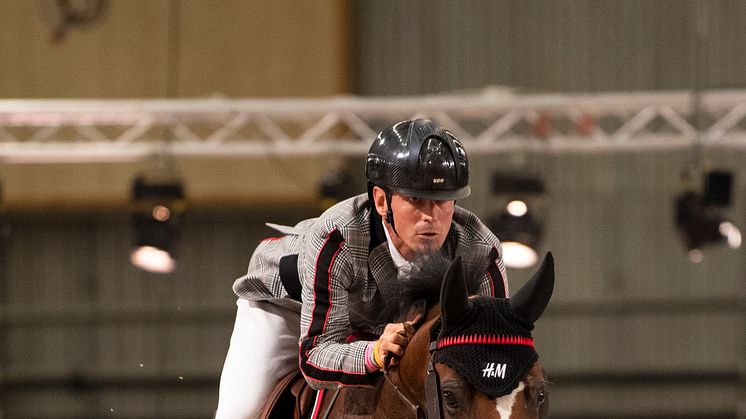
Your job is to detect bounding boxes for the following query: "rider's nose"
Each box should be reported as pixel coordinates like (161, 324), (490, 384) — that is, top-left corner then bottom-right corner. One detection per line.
(419, 200), (436, 219)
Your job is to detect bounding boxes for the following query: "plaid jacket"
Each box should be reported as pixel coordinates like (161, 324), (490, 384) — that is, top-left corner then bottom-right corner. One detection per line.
(232, 193), (507, 389)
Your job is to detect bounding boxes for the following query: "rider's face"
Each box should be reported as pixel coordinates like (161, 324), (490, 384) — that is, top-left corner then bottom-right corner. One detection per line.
(373, 186), (455, 261)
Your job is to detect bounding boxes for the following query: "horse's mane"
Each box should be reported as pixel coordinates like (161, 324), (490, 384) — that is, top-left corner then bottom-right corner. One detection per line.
(349, 252), (483, 328)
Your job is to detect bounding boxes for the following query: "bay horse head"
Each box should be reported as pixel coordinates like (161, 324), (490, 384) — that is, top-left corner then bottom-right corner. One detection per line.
(427, 252), (554, 418)
(323, 252), (555, 419)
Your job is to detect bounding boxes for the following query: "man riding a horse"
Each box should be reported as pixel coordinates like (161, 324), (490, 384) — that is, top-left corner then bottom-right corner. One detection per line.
(216, 119), (509, 418)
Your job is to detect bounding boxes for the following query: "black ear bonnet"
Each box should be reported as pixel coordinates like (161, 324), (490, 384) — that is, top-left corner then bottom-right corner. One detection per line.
(429, 297), (538, 398)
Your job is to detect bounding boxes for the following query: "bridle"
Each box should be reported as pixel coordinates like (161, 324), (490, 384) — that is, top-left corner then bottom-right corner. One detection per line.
(382, 340), (443, 419)
(423, 341), (445, 419)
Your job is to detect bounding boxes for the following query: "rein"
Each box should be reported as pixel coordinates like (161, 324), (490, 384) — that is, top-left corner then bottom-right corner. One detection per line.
(423, 341), (444, 419)
(382, 322), (444, 419)
(383, 368), (428, 419)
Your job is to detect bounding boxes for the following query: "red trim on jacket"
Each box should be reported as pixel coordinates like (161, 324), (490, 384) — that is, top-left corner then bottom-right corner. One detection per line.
(299, 229), (377, 386)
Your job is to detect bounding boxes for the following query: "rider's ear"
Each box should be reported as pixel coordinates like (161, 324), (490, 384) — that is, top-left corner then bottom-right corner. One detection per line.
(440, 256), (473, 328)
(510, 252), (555, 326)
(372, 186), (388, 217)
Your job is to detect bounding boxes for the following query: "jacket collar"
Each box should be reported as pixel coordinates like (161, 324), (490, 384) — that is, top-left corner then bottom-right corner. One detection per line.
(367, 201), (399, 300)
(368, 201), (387, 253)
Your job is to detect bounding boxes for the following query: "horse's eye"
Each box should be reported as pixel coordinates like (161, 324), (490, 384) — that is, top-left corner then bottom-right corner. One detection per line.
(442, 390), (459, 409)
(537, 390), (548, 405)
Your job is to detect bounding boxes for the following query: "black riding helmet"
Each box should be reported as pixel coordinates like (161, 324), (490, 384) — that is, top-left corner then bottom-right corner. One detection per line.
(366, 119), (470, 233)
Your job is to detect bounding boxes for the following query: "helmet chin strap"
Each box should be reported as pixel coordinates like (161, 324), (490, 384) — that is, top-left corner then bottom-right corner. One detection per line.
(384, 189), (399, 237)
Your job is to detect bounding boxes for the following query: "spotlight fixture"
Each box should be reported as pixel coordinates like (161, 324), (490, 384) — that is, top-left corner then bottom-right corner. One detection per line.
(488, 175), (546, 269)
(318, 160), (357, 211)
(675, 170), (741, 262)
(130, 176), (186, 273)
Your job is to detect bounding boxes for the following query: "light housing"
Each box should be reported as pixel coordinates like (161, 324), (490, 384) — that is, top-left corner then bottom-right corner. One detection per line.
(488, 205), (543, 269)
(488, 175), (546, 269)
(318, 160), (357, 211)
(675, 170), (741, 262)
(130, 176), (186, 273)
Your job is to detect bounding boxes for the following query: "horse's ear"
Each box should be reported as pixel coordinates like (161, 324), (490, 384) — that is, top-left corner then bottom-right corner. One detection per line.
(440, 255), (473, 328)
(510, 252), (555, 325)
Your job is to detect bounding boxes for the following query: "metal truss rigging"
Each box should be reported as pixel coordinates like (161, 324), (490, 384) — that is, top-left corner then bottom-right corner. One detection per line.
(2, 90), (746, 162)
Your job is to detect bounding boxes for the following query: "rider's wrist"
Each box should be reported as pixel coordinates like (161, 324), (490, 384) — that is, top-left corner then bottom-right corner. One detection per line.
(372, 339), (385, 369)
(365, 341), (380, 371)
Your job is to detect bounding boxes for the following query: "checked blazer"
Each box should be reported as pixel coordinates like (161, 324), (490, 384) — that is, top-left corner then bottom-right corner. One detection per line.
(231, 193), (508, 390)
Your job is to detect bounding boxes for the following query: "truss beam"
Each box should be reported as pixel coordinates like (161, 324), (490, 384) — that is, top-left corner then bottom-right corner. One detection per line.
(2, 90), (746, 162)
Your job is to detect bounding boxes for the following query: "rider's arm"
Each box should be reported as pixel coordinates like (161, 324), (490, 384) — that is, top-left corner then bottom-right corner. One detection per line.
(298, 227), (382, 390)
(459, 209), (509, 298)
(476, 240), (509, 298)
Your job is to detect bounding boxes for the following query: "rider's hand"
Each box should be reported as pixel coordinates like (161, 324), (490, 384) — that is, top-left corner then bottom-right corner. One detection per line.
(374, 315), (421, 369)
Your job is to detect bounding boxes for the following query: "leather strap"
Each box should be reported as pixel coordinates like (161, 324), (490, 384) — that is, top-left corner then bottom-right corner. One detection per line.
(424, 341), (443, 419)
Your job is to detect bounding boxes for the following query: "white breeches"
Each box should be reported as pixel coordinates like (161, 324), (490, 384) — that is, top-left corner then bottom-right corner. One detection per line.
(215, 298), (301, 419)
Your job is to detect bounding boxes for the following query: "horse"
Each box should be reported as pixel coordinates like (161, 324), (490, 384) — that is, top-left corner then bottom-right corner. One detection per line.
(263, 252), (554, 419)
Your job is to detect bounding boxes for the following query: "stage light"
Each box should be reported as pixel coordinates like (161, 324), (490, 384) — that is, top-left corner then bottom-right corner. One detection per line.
(719, 221), (742, 248)
(130, 176), (186, 273)
(675, 170), (740, 260)
(488, 205), (543, 269)
(318, 160), (357, 211)
(489, 175), (546, 269)
(130, 246), (175, 274)
(507, 200), (528, 216)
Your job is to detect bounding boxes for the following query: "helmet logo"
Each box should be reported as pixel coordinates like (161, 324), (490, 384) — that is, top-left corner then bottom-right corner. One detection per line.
(433, 178), (445, 184)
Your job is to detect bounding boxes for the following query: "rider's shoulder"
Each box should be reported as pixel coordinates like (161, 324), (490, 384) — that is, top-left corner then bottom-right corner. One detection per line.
(305, 193), (371, 241)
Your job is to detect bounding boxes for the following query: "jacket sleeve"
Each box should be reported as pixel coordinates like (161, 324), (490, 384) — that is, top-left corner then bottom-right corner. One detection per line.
(464, 212), (509, 299)
(298, 227), (381, 390)
(477, 240), (509, 298)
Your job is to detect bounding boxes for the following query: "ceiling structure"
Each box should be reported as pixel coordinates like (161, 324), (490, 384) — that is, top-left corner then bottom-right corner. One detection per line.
(2, 89), (746, 164)
(2, 90), (746, 210)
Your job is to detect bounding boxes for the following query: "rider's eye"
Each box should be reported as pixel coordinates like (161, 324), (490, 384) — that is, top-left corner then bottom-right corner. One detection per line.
(442, 390), (459, 409)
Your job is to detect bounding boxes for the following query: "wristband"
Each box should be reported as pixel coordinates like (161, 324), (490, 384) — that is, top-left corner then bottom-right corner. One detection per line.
(364, 342), (378, 371)
(372, 339), (385, 369)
